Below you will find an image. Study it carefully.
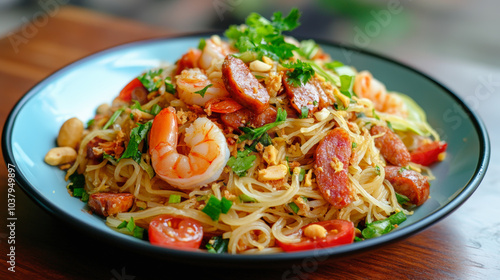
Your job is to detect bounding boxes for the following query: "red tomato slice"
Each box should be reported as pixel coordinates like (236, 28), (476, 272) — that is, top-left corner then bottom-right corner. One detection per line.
(410, 141), (447, 166)
(118, 78), (146, 102)
(277, 220), (355, 252)
(206, 97), (244, 113)
(148, 215), (203, 250)
(176, 48), (202, 75)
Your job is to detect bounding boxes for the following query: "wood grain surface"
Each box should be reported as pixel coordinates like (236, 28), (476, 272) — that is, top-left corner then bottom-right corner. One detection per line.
(1, 5), (498, 280)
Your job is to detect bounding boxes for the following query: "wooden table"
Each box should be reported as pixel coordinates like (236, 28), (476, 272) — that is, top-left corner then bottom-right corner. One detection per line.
(1, 6), (498, 279)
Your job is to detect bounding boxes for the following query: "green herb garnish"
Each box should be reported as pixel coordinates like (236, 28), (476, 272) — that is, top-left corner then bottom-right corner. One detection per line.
(339, 75), (355, 98)
(225, 8), (300, 62)
(239, 194), (257, 203)
(137, 69), (164, 92)
(239, 108), (286, 142)
(168, 194), (181, 204)
(288, 202), (300, 214)
(202, 195), (232, 221)
(120, 121), (153, 162)
(361, 212), (406, 239)
(300, 106), (309, 119)
(206, 236), (229, 254)
(226, 149), (256, 177)
(283, 59), (315, 87)
(194, 84), (212, 97)
(103, 108), (124, 129)
(396, 193), (410, 205)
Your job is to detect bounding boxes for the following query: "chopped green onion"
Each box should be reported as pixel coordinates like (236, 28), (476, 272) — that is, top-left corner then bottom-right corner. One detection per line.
(202, 195), (222, 221)
(339, 75), (355, 98)
(300, 106), (309, 119)
(239, 194), (257, 203)
(396, 193), (410, 205)
(288, 202), (299, 214)
(168, 194), (181, 204)
(221, 197), (233, 214)
(352, 142), (357, 149)
(164, 77), (176, 94)
(150, 104), (162, 115)
(361, 212), (407, 239)
(298, 39), (319, 59)
(86, 119), (94, 128)
(126, 217), (136, 232)
(206, 236), (229, 254)
(298, 168), (306, 182)
(375, 165), (381, 176)
(72, 188), (84, 197)
(198, 38), (206, 50)
(103, 108), (124, 129)
(117, 220), (128, 229)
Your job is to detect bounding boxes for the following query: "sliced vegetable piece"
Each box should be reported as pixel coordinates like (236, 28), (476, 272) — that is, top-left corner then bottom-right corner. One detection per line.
(277, 220), (355, 252)
(148, 215), (203, 250)
(410, 141), (447, 166)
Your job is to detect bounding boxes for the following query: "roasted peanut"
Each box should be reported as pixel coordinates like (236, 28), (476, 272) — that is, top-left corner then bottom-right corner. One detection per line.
(57, 117), (84, 149)
(44, 147), (77, 166)
(304, 224), (327, 239)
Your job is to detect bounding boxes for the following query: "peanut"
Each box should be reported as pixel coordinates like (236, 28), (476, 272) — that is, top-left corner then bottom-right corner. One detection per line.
(304, 224), (327, 239)
(44, 147), (77, 166)
(57, 117), (84, 149)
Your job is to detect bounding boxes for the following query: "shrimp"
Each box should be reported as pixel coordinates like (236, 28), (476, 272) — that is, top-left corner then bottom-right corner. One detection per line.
(198, 35), (233, 70)
(176, 68), (229, 106)
(149, 107), (230, 190)
(353, 71), (407, 117)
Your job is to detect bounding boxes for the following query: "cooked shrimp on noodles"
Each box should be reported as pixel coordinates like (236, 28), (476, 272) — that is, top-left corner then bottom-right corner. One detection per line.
(46, 8), (446, 255)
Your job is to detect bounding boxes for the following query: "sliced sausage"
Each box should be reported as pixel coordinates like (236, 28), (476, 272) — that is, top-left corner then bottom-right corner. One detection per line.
(252, 106), (277, 127)
(88, 193), (134, 217)
(385, 166), (430, 206)
(222, 55), (270, 114)
(314, 127), (352, 209)
(282, 76), (329, 117)
(220, 109), (253, 130)
(371, 125), (410, 166)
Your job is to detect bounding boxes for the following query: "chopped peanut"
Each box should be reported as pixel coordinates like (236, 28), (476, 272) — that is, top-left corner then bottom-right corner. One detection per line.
(304, 224), (327, 239)
(304, 169), (313, 187)
(258, 164), (288, 181)
(263, 145), (278, 165)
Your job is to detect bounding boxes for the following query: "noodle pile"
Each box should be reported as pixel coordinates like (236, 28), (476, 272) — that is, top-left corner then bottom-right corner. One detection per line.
(57, 11), (441, 254)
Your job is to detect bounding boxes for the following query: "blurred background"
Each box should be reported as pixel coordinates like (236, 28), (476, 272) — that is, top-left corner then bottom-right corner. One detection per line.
(1, 0), (499, 69)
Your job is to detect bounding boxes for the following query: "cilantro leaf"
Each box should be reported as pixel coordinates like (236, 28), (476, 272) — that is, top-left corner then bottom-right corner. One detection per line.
(194, 84), (212, 97)
(206, 236), (229, 254)
(137, 69), (164, 92)
(120, 121), (152, 162)
(271, 8), (301, 31)
(283, 60), (315, 87)
(238, 108), (287, 142)
(227, 149), (256, 177)
(224, 8), (301, 62)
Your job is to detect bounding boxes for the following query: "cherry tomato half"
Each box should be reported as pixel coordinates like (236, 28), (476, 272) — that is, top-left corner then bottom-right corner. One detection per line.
(277, 220), (355, 252)
(148, 215), (203, 250)
(118, 78), (146, 102)
(410, 141), (447, 166)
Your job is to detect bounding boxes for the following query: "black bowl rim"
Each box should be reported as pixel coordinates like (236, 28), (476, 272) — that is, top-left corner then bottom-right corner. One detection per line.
(1, 32), (491, 265)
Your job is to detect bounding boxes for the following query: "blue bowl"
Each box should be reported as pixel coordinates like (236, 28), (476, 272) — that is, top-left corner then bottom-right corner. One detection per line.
(2, 34), (490, 265)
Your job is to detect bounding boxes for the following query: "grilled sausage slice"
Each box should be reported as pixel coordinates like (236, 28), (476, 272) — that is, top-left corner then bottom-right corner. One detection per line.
(222, 55), (270, 114)
(315, 127), (352, 209)
(385, 166), (430, 206)
(88, 193), (134, 217)
(371, 125), (411, 166)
